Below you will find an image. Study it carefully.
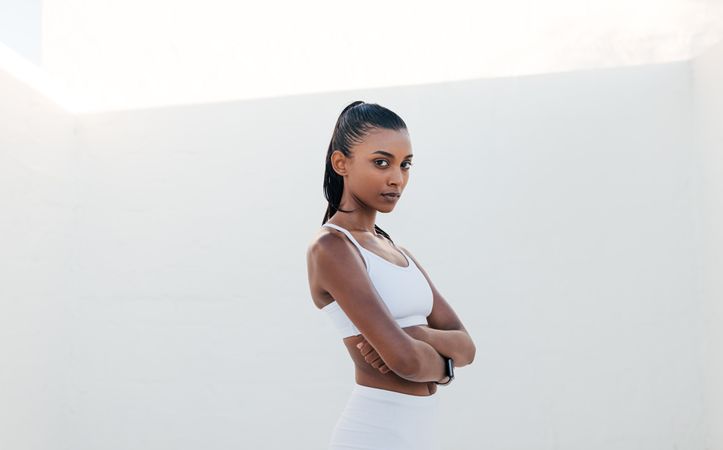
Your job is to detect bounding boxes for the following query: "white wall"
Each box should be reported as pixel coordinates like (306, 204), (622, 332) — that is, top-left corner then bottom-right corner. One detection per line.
(0, 59), (712, 449)
(40, 0), (723, 112)
(692, 39), (723, 450)
(0, 67), (79, 448)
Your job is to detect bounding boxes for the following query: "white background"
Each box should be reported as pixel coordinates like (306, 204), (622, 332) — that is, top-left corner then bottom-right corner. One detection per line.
(1, 3), (723, 450)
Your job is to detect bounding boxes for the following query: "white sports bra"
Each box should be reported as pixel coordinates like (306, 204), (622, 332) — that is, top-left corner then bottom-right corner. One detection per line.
(319, 222), (433, 338)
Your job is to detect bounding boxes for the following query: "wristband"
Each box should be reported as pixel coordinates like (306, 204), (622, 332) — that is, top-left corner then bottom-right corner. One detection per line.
(434, 357), (454, 385)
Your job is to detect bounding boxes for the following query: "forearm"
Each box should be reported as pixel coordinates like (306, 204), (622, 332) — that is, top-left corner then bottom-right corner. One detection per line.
(409, 326), (476, 367)
(401, 338), (448, 383)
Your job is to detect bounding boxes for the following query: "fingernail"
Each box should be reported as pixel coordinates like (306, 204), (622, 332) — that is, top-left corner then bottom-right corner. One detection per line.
(356, 343), (362, 348)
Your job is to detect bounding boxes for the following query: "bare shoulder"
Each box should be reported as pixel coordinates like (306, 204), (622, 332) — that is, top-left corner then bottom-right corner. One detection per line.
(306, 226), (357, 267)
(305, 226), (330, 256)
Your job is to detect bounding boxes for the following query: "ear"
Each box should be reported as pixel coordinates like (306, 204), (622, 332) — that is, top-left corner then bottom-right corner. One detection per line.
(330, 150), (350, 177)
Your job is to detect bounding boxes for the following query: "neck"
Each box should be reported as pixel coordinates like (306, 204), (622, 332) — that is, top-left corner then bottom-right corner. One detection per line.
(328, 212), (378, 234)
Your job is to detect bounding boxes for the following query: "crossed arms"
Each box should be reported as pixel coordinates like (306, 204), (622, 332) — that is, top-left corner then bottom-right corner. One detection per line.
(308, 236), (476, 383)
(355, 245), (476, 379)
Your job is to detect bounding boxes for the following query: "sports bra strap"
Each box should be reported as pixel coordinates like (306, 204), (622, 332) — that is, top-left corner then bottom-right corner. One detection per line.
(322, 223), (370, 270)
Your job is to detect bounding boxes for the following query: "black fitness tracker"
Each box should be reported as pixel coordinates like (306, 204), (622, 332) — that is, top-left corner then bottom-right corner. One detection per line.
(434, 357), (454, 385)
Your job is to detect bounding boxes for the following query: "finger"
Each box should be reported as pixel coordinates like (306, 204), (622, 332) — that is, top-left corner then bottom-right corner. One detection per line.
(359, 345), (373, 357)
(379, 365), (390, 374)
(370, 358), (385, 369)
(365, 351), (380, 363)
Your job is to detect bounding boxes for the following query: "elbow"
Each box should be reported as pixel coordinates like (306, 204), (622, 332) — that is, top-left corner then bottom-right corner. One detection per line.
(455, 342), (477, 368)
(464, 355), (475, 367)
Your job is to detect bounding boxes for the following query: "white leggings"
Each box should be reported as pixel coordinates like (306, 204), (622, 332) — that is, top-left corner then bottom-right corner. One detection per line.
(328, 383), (442, 450)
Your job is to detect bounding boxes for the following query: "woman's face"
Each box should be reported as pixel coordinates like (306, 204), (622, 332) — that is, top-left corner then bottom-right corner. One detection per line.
(332, 128), (413, 213)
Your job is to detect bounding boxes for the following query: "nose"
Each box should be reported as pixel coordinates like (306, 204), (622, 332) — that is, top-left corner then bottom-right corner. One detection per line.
(388, 168), (403, 186)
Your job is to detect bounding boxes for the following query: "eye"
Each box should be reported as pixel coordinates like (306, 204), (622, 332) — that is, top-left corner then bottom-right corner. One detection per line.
(374, 159), (413, 169)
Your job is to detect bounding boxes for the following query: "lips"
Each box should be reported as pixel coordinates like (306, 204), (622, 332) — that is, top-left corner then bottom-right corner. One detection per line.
(381, 192), (400, 197)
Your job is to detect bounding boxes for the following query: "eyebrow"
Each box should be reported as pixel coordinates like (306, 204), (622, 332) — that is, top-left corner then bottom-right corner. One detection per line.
(371, 150), (414, 159)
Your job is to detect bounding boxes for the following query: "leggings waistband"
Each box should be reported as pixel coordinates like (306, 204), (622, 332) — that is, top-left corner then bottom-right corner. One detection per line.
(353, 383), (440, 407)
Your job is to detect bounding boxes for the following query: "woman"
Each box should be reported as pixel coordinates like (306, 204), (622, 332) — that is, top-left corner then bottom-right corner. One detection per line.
(306, 101), (476, 450)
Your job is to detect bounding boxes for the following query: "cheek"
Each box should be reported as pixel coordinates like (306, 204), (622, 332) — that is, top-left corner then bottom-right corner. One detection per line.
(347, 168), (382, 191)
(363, 167), (386, 183)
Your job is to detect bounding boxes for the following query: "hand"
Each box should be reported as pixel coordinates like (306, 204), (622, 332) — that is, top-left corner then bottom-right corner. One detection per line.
(355, 338), (392, 374)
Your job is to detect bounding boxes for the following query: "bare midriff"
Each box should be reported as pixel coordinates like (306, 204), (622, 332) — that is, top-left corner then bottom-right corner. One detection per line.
(342, 327), (438, 397)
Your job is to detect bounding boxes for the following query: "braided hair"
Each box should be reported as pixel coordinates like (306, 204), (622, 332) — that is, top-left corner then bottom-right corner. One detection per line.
(322, 100), (408, 244)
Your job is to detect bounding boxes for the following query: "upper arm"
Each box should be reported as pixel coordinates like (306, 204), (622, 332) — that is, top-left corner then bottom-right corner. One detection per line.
(399, 245), (468, 333)
(307, 233), (418, 376)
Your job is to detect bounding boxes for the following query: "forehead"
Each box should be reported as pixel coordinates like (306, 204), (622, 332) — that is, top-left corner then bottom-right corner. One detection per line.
(355, 128), (412, 156)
